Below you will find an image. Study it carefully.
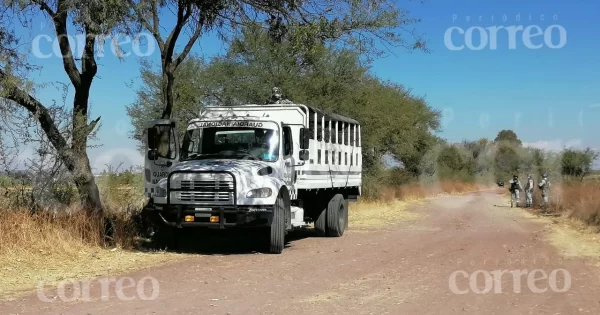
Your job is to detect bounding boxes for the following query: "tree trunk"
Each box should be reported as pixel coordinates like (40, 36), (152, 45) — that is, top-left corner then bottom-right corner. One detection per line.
(161, 66), (175, 119)
(69, 84), (103, 216)
(154, 66), (175, 157)
(69, 152), (103, 213)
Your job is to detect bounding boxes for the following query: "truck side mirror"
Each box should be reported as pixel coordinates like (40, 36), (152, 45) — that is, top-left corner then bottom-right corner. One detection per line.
(147, 127), (157, 150)
(299, 149), (309, 161)
(299, 128), (310, 149)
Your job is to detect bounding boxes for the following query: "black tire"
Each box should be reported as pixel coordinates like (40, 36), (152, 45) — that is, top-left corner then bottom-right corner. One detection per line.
(314, 208), (327, 236)
(269, 194), (286, 254)
(153, 225), (179, 251)
(326, 194), (346, 237)
(137, 209), (155, 239)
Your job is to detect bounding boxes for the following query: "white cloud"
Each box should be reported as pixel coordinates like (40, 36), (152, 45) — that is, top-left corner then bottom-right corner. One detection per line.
(90, 148), (144, 173)
(523, 138), (583, 152)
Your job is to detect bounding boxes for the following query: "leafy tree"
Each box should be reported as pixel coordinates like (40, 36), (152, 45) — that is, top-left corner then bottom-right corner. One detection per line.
(561, 148), (599, 180)
(494, 144), (520, 180)
(0, 0), (129, 214)
(126, 57), (216, 150)
(494, 129), (522, 147)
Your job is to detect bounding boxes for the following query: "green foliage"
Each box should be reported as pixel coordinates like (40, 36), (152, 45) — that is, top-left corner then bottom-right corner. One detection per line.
(126, 57), (215, 148)
(96, 171), (145, 208)
(494, 145), (520, 180)
(561, 148), (599, 179)
(494, 129), (522, 147)
(0, 175), (12, 187)
(491, 130), (523, 180)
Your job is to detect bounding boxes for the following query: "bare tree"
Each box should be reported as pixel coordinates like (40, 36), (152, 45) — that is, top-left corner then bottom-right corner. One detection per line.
(0, 0), (128, 216)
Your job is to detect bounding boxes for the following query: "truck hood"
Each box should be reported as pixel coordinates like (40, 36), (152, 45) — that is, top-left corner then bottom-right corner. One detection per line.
(154, 159), (283, 206)
(169, 159), (275, 176)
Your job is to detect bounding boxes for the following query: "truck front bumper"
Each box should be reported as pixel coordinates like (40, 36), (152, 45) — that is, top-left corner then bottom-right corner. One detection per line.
(144, 204), (274, 229)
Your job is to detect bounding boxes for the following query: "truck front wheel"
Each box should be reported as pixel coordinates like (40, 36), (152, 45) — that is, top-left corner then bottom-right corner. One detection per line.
(269, 193), (287, 254)
(153, 225), (179, 250)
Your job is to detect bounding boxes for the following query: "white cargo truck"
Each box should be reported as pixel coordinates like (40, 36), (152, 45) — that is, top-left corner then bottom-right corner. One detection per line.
(141, 102), (362, 254)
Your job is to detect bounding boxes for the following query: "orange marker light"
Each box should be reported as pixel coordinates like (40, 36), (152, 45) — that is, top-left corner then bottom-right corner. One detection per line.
(184, 215), (194, 222)
(210, 216), (219, 223)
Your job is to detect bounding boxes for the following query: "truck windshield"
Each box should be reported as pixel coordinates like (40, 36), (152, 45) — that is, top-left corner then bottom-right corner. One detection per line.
(181, 127), (279, 162)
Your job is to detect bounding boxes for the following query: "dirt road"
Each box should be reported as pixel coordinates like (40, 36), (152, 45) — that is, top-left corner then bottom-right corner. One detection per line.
(2, 189), (600, 314)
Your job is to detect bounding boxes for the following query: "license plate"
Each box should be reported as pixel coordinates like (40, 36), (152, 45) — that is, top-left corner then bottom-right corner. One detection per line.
(194, 212), (210, 218)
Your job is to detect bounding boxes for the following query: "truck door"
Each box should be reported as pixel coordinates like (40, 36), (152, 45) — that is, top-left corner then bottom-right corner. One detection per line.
(282, 125), (296, 199)
(144, 120), (179, 198)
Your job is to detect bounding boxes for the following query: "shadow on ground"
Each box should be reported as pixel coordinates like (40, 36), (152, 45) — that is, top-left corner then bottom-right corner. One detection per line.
(140, 227), (317, 255)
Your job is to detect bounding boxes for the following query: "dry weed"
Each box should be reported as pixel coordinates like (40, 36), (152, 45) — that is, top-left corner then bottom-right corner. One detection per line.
(0, 207), (184, 298)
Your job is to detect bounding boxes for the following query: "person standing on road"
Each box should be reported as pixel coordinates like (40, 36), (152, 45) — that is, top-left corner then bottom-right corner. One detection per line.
(524, 174), (535, 208)
(538, 173), (551, 208)
(509, 174), (522, 208)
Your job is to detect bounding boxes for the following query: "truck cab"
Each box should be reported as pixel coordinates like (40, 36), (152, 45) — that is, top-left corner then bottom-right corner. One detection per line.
(143, 104), (361, 254)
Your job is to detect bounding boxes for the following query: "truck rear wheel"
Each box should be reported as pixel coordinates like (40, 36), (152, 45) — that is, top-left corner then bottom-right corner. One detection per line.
(269, 193), (286, 254)
(326, 194), (347, 237)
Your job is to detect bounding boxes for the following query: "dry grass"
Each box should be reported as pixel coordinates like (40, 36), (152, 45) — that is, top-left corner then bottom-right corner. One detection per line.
(0, 208), (185, 299)
(375, 181), (493, 203)
(547, 181), (600, 227)
(349, 200), (422, 228)
(546, 219), (600, 259)
(514, 208), (600, 260)
(541, 181), (600, 256)
(517, 180), (600, 228)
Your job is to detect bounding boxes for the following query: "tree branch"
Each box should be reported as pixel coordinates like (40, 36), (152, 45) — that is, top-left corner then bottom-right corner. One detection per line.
(127, 0), (165, 51)
(164, 1), (192, 69)
(52, 0), (81, 88)
(150, 0), (160, 38)
(81, 23), (98, 81)
(174, 19), (203, 69)
(0, 69), (69, 156)
(31, 0), (56, 17)
(87, 116), (101, 135)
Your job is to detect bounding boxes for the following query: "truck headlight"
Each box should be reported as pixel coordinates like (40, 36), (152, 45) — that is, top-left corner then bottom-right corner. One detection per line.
(246, 188), (272, 198)
(154, 186), (167, 197)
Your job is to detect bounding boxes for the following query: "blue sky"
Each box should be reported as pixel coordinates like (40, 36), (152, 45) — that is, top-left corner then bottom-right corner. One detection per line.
(8, 0), (600, 171)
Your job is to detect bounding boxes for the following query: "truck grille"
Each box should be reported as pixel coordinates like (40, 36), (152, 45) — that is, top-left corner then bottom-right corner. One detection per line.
(170, 173), (235, 205)
(177, 191), (234, 203)
(179, 180), (234, 190)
